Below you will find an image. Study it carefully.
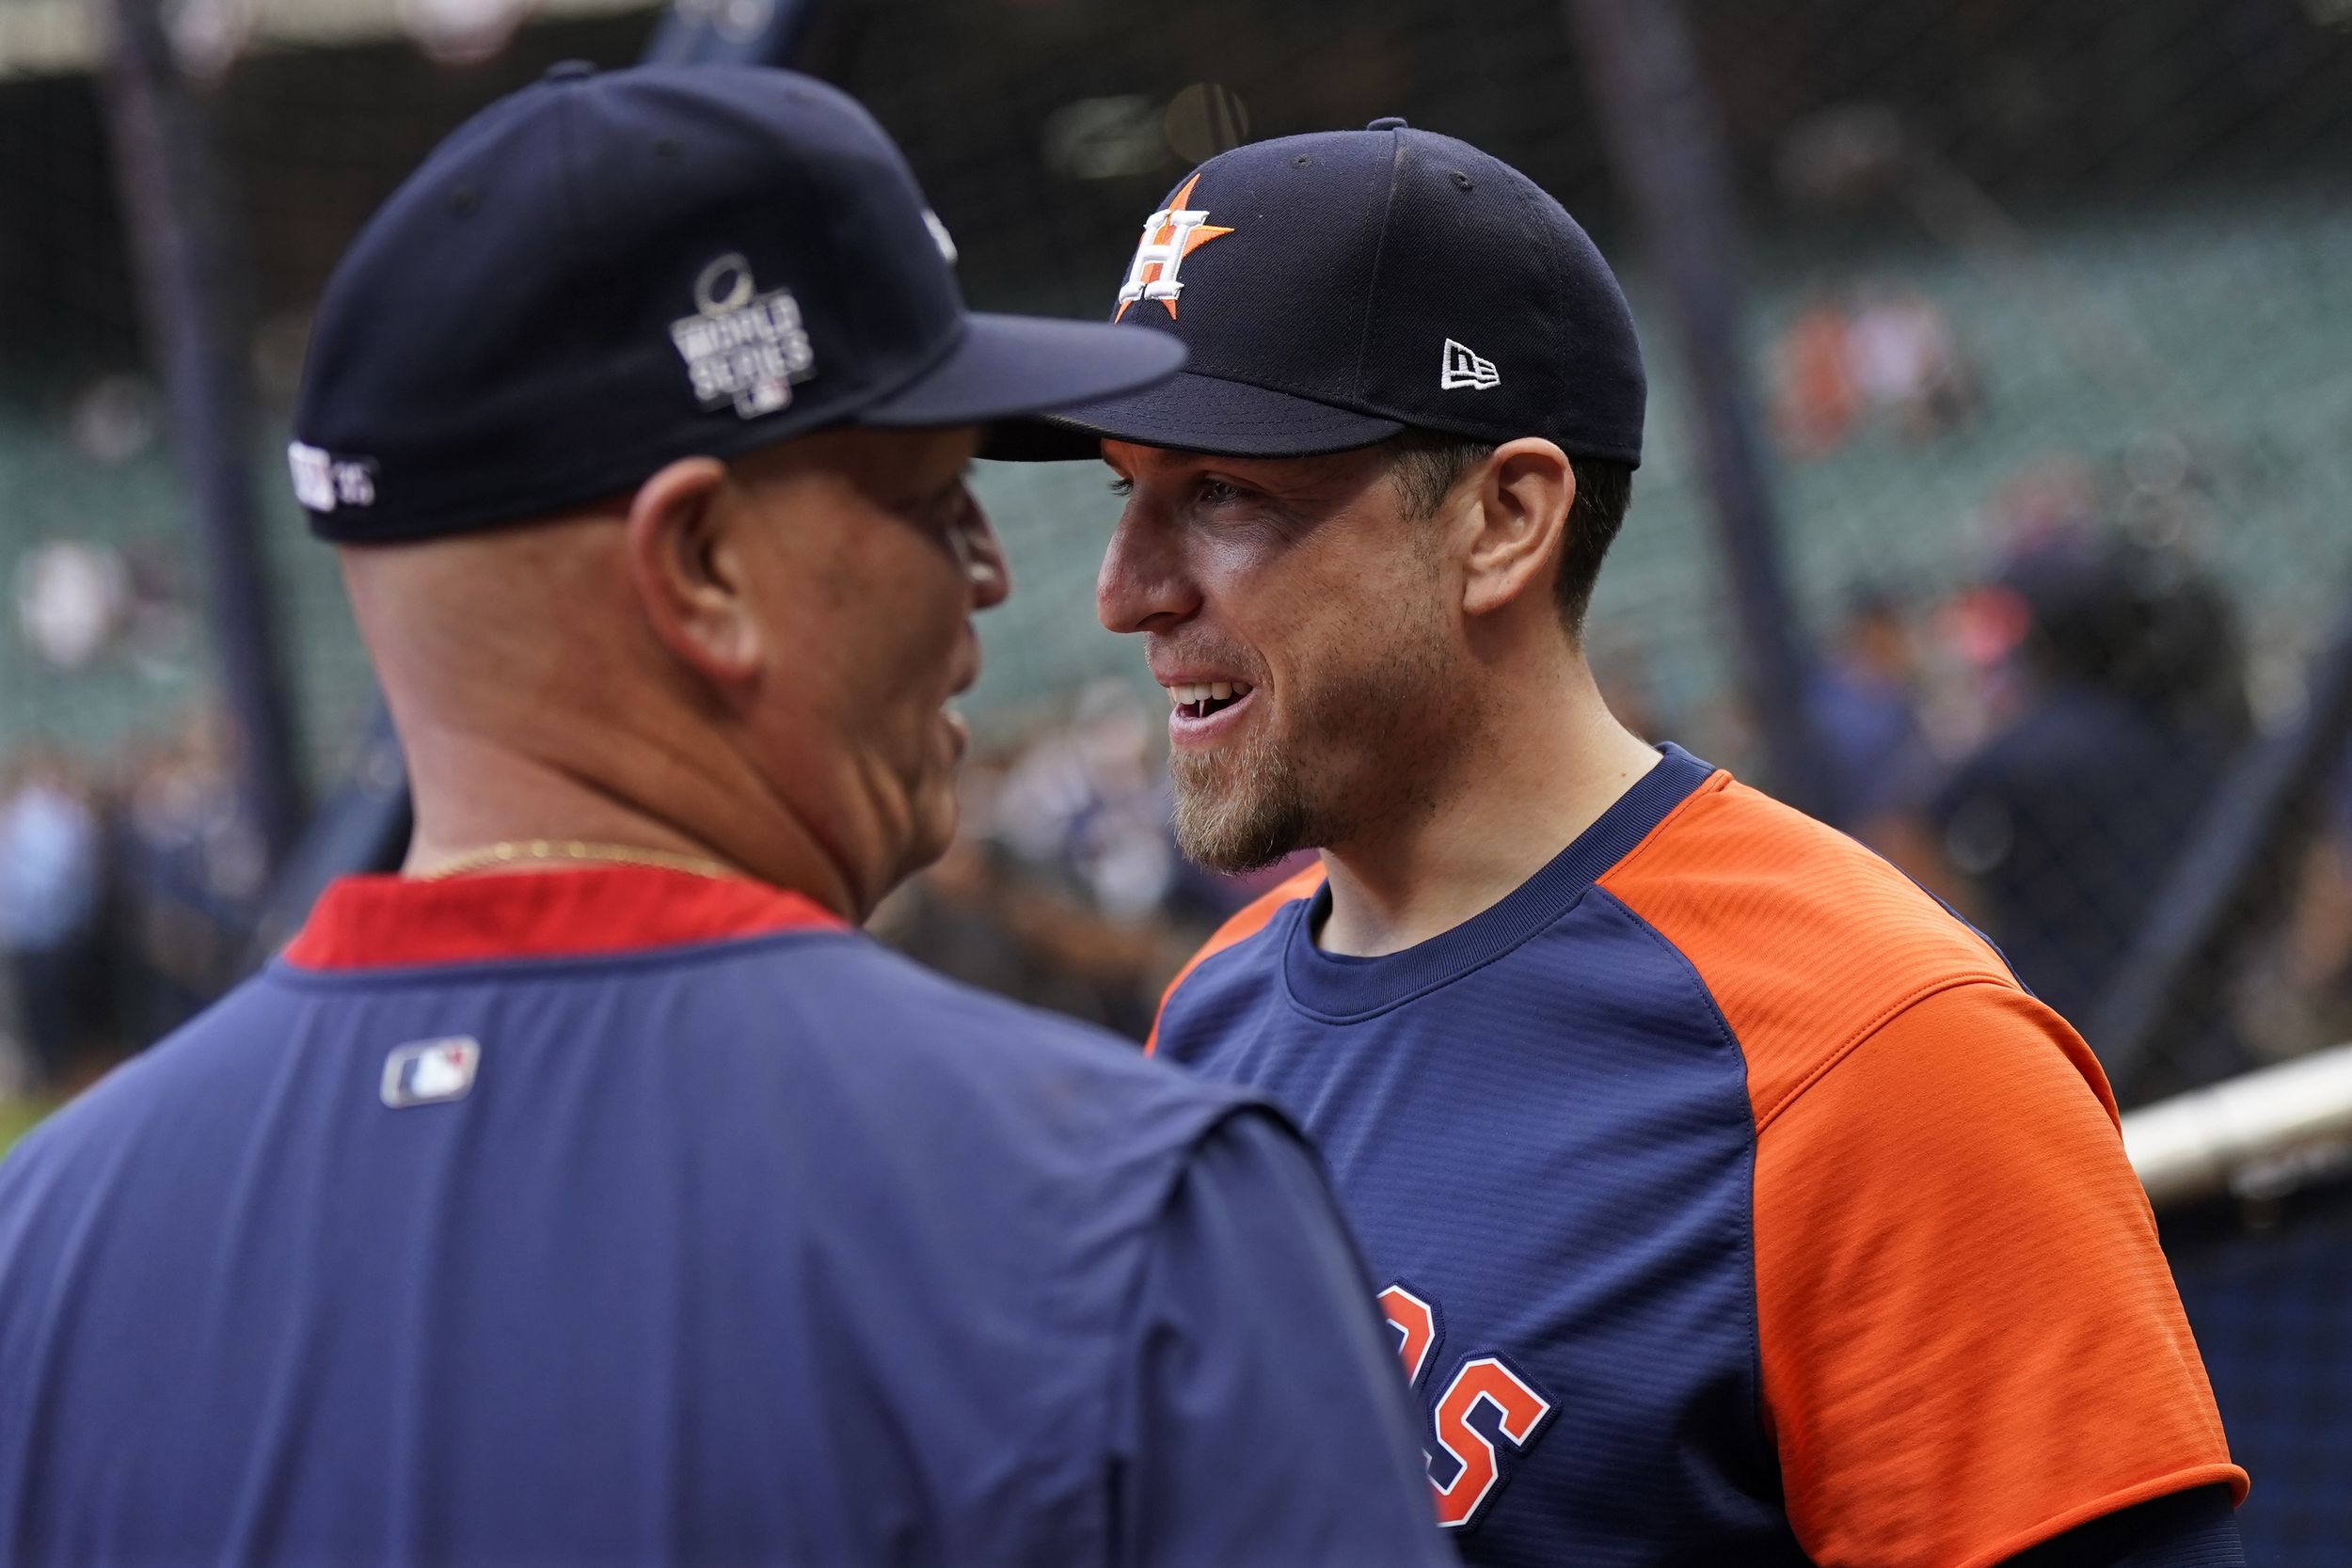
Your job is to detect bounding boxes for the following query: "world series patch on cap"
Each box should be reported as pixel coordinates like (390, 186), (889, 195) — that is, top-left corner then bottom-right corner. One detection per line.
(1000, 118), (1645, 467)
(289, 63), (1185, 543)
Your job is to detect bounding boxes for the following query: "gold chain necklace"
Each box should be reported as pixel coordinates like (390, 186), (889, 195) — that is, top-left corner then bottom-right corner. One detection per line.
(411, 839), (739, 882)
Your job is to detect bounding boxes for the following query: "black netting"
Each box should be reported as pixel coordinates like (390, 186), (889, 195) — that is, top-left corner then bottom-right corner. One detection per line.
(2169, 1179), (2352, 1565)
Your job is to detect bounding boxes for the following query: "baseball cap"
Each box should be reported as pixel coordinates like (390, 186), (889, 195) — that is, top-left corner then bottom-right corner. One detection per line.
(290, 63), (1185, 543)
(994, 119), (1643, 466)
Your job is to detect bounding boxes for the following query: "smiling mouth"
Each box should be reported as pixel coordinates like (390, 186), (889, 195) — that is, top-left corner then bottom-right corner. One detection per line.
(1165, 680), (1255, 721)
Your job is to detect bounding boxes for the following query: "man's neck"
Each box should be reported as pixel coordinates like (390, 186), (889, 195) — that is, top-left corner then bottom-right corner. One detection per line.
(1312, 668), (1661, 958)
(397, 723), (862, 918)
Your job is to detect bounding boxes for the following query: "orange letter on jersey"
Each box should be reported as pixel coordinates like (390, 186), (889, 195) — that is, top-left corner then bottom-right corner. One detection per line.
(1428, 1357), (1553, 1529)
(1379, 1284), (1438, 1387)
(1378, 1282), (1555, 1530)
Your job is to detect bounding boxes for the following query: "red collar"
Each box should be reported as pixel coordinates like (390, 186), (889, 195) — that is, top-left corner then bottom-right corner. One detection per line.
(281, 865), (846, 972)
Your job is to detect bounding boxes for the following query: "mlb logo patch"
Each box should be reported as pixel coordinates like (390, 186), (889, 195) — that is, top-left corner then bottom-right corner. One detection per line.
(381, 1037), (482, 1109)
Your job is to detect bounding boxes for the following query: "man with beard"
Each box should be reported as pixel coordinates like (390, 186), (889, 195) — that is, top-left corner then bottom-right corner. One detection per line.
(0, 70), (1448, 1567)
(1009, 121), (2248, 1568)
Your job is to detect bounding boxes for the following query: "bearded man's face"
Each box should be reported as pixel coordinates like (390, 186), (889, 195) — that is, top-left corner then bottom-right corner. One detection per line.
(1095, 441), (1468, 874)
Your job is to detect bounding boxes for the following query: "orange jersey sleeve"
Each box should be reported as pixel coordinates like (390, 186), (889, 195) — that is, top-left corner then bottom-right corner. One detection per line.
(1753, 981), (2244, 1568)
(1601, 773), (2242, 1567)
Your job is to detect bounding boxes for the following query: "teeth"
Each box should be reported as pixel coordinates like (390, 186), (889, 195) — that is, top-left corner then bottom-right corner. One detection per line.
(1162, 680), (1254, 710)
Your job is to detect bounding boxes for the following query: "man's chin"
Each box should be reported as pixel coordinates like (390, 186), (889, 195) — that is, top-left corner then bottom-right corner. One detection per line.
(1170, 767), (1311, 876)
(880, 768), (961, 891)
(907, 802), (960, 879)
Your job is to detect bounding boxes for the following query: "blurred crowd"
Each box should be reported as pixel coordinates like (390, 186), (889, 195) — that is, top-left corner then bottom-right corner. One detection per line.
(1797, 482), (2352, 1088)
(7, 473), (2351, 1101)
(1773, 283), (1982, 457)
(0, 709), (265, 1098)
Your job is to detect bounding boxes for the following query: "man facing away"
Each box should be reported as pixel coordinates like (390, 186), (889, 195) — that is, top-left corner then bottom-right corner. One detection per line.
(0, 68), (1449, 1567)
(1010, 120), (2248, 1568)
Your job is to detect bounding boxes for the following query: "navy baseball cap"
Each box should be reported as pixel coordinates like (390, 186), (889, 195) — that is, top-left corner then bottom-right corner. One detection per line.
(290, 63), (1184, 542)
(997, 119), (1644, 467)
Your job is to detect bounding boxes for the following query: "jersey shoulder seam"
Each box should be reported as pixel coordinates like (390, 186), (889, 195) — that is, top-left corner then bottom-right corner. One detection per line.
(1752, 972), (2021, 1135)
(1596, 765), (1735, 883)
(1149, 867), (1324, 1053)
(1093, 1097), (1318, 1538)
(1584, 885), (1777, 1491)
(1167, 897), (1301, 1005)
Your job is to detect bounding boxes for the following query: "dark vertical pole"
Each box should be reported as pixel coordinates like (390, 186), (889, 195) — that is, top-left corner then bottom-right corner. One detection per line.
(1563, 0), (1833, 820)
(2091, 588), (2352, 1103)
(96, 0), (304, 869)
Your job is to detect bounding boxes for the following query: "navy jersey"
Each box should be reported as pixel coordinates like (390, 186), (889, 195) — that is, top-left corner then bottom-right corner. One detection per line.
(0, 866), (1445, 1567)
(1152, 748), (2243, 1568)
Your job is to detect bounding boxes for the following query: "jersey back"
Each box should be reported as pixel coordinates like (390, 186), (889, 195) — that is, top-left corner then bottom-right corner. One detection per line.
(0, 868), (1374, 1565)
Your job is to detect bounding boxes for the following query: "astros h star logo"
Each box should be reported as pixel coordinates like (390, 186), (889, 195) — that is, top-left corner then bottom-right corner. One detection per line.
(1114, 172), (1234, 322)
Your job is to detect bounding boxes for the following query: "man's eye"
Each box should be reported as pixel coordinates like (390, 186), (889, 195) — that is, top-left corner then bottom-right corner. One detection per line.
(914, 483), (973, 533)
(1196, 478), (1245, 507)
(1106, 477), (1134, 499)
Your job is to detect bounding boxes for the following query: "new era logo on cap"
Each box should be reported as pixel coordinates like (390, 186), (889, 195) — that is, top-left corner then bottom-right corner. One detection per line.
(1441, 339), (1500, 391)
(381, 1036), (482, 1108)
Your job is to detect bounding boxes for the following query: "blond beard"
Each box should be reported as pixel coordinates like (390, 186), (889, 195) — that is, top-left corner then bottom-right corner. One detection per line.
(1170, 728), (1314, 874)
(1169, 625), (1457, 875)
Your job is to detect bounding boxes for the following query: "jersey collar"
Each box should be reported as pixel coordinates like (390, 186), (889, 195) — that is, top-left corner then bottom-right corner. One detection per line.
(1280, 745), (1722, 1019)
(281, 865), (846, 972)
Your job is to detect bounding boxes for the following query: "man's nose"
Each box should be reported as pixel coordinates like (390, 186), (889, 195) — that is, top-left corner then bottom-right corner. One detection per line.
(1097, 507), (1197, 635)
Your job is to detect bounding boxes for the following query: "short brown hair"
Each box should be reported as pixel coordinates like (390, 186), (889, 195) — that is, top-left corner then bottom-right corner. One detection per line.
(1385, 430), (1632, 638)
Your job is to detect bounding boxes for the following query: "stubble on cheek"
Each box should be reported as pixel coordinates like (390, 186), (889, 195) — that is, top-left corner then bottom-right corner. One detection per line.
(1168, 628), (1455, 875)
(1166, 491), (1457, 877)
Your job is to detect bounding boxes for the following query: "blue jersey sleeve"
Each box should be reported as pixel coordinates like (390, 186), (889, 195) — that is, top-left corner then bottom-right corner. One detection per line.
(2005, 1487), (2244, 1568)
(1112, 1108), (1447, 1568)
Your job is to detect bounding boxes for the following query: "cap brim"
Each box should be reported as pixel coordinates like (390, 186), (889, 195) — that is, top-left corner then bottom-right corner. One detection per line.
(860, 312), (1186, 436)
(983, 369), (1405, 462)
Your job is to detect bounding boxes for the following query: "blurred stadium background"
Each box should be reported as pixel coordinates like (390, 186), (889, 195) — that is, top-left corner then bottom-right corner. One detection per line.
(2, 0), (2349, 1558)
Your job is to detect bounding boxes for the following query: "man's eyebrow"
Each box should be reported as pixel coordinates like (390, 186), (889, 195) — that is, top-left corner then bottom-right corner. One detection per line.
(1223, 454), (1369, 500)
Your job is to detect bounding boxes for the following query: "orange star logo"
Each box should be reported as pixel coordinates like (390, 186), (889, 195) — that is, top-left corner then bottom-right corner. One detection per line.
(1114, 173), (1234, 322)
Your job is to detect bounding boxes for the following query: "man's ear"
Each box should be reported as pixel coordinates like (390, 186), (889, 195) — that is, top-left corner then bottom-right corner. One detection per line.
(626, 455), (763, 684)
(1460, 437), (1575, 618)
